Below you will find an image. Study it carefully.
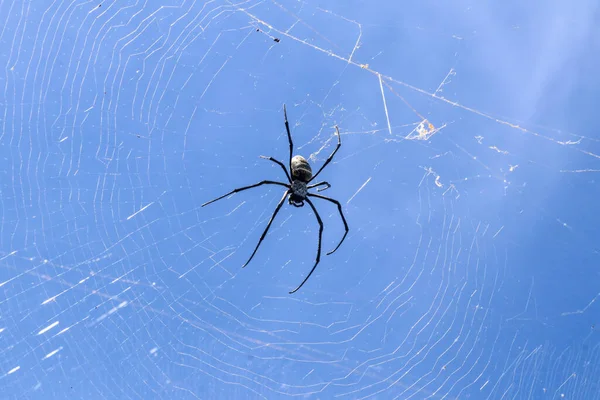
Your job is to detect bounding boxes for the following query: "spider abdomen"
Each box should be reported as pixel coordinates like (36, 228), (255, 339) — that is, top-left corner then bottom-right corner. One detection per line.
(291, 155), (312, 182)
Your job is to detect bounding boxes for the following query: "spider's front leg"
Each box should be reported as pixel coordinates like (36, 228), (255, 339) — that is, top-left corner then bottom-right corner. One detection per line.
(308, 193), (348, 255)
(243, 189), (290, 268)
(202, 180), (289, 207)
(289, 197), (323, 294)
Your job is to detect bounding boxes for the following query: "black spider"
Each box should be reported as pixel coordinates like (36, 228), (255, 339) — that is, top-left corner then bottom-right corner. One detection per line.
(202, 104), (349, 293)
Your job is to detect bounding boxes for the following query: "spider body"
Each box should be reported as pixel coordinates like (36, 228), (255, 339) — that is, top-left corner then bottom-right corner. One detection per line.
(291, 155), (312, 182)
(289, 179), (308, 207)
(202, 104), (348, 294)
(289, 155), (312, 207)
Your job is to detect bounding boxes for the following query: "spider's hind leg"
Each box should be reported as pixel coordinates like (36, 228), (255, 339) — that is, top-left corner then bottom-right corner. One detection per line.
(283, 104), (294, 172)
(260, 155), (292, 183)
(308, 126), (341, 183)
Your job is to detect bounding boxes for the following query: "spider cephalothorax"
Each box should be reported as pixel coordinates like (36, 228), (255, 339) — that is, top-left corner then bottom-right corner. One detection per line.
(289, 179), (308, 207)
(202, 104), (348, 294)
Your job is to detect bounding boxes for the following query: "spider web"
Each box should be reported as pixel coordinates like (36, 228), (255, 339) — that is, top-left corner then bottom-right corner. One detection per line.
(1, 0), (600, 398)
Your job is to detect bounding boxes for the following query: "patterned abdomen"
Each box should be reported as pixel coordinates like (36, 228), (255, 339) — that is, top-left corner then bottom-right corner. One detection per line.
(291, 155), (312, 182)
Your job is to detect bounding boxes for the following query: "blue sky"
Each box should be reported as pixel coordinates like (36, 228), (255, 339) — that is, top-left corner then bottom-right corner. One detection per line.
(1, 0), (600, 398)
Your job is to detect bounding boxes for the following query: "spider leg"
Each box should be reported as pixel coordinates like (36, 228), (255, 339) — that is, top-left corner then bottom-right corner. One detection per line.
(309, 125), (341, 183)
(202, 180), (289, 207)
(308, 193), (348, 255)
(307, 181), (331, 192)
(289, 197), (323, 294)
(283, 104), (294, 171)
(243, 190), (290, 268)
(260, 156), (292, 183)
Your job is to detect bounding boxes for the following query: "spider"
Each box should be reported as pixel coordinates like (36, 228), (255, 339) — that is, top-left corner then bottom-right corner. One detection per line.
(202, 104), (349, 294)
